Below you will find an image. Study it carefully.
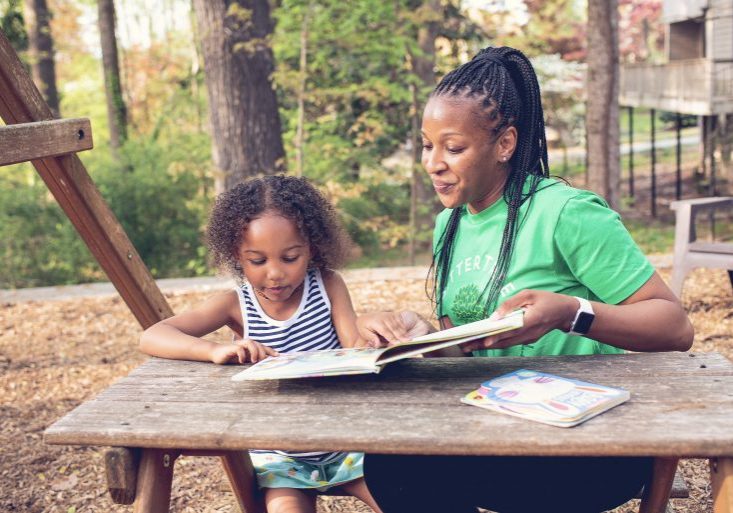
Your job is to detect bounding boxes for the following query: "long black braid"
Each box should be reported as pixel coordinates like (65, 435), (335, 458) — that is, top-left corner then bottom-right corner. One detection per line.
(427, 46), (550, 323)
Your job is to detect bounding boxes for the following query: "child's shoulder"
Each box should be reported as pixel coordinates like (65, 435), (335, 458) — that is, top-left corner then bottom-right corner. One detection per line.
(319, 268), (345, 286)
(319, 268), (350, 297)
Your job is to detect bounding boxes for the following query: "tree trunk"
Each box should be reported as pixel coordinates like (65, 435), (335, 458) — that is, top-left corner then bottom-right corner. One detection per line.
(295, 3), (312, 177)
(585, 0), (620, 210)
(97, 0), (128, 152)
(23, 0), (59, 116)
(192, 0), (286, 193)
(408, 0), (441, 263)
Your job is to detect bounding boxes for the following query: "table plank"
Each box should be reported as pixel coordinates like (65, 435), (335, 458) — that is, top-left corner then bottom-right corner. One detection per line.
(44, 352), (733, 457)
(124, 352), (733, 378)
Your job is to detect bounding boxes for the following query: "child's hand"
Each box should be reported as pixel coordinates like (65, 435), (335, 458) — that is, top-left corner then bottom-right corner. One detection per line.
(210, 339), (279, 365)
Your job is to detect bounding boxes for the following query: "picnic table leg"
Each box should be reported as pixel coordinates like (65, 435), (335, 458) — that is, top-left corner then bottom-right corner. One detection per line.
(133, 448), (180, 513)
(105, 447), (140, 504)
(639, 457), (678, 513)
(221, 451), (266, 513)
(711, 457), (733, 513)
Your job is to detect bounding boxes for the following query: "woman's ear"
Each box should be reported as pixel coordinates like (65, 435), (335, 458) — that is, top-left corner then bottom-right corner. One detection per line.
(496, 126), (518, 162)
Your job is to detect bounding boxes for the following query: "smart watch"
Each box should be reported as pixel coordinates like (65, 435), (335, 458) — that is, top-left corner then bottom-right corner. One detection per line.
(567, 296), (595, 336)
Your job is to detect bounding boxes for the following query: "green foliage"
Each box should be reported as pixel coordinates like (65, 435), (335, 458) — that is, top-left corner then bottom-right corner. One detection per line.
(2, 0), (682, 287)
(0, 132), (212, 288)
(274, 0), (411, 180)
(496, 0), (586, 59)
(0, 0), (27, 52)
(90, 134), (212, 278)
(658, 111), (697, 129)
(0, 168), (102, 288)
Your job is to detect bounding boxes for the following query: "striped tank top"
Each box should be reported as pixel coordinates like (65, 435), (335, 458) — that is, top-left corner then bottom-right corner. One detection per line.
(236, 268), (345, 464)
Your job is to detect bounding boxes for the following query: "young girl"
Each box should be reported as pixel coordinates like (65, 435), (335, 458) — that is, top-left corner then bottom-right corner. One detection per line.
(140, 175), (382, 513)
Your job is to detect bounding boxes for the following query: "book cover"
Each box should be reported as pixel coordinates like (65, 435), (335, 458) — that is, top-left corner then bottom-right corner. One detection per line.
(231, 310), (524, 381)
(460, 369), (630, 427)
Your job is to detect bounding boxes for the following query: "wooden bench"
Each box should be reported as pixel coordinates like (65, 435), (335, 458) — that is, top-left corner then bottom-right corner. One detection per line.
(45, 352), (733, 513)
(670, 197), (733, 296)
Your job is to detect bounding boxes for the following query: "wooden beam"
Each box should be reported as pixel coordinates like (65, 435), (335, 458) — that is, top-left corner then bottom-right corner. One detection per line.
(105, 447), (139, 505)
(0, 29), (173, 328)
(0, 118), (93, 166)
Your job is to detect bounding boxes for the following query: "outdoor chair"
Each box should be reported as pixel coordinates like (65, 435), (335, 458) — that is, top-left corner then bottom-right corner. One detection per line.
(670, 197), (733, 296)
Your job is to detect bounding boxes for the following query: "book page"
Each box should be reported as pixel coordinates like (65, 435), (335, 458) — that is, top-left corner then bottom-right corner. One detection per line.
(231, 347), (389, 381)
(375, 310), (524, 365)
(409, 310), (524, 344)
(376, 322), (522, 365)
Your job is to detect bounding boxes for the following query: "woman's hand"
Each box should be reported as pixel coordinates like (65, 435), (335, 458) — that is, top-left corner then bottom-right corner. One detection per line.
(460, 290), (576, 352)
(210, 339), (279, 364)
(357, 311), (436, 347)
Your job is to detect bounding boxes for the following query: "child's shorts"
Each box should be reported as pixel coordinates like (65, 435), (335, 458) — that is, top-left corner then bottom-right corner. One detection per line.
(250, 451), (364, 491)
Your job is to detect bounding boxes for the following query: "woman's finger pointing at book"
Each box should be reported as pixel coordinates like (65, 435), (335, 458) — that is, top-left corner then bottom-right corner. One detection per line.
(398, 311), (436, 339)
(356, 312), (409, 347)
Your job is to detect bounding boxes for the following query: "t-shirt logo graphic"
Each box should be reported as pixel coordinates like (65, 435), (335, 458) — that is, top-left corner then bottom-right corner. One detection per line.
(451, 284), (485, 324)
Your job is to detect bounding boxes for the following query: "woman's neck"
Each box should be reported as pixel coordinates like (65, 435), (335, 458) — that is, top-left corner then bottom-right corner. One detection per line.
(467, 172), (509, 214)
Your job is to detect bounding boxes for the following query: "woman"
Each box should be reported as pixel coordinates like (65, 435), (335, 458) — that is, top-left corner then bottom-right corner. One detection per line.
(357, 46), (693, 513)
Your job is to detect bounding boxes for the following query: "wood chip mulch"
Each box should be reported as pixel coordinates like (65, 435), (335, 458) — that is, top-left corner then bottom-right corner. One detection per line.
(1, 267), (731, 513)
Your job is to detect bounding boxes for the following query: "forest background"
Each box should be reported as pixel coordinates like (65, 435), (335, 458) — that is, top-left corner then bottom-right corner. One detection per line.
(0, 0), (683, 289)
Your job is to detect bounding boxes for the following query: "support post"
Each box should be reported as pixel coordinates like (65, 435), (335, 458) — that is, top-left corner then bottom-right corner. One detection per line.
(133, 449), (179, 513)
(710, 115), (717, 196)
(105, 447), (140, 505)
(639, 457), (679, 513)
(628, 106), (635, 197)
(221, 451), (266, 513)
(710, 457), (733, 513)
(676, 112), (682, 200)
(651, 108), (657, 218)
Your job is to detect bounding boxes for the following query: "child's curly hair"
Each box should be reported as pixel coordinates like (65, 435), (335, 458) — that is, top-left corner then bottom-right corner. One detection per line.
(206, 175), (352, 280)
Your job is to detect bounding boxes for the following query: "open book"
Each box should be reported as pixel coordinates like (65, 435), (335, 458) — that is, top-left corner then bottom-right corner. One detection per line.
(461, 369), (630, 427)
(230, 310), (524, 381)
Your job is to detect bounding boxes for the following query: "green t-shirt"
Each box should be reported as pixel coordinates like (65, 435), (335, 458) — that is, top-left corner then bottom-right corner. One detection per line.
(433, 177), (654, 357)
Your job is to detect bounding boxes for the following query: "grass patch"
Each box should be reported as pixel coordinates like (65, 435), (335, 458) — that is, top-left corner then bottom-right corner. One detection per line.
(623, 218), (675, 254)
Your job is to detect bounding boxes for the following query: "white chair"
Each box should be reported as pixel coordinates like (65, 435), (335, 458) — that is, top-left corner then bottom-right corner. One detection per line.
(670, 197), (733, 296)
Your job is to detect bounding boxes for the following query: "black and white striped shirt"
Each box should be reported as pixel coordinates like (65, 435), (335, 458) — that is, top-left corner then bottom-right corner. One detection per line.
(237, 268), (344, 464)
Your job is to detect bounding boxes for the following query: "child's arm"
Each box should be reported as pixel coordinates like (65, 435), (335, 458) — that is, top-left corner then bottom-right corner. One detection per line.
(322, 270), (361, 348)
(140, 290), (278, 363)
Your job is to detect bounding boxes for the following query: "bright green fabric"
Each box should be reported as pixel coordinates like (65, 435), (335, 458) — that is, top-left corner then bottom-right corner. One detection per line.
(432, 178), (654, 357)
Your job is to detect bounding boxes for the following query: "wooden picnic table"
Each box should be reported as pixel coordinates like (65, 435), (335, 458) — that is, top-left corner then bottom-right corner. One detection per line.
(44, 351), (733, 513)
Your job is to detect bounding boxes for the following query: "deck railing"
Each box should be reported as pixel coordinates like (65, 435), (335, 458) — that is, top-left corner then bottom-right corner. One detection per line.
(620, 58), (733, 115)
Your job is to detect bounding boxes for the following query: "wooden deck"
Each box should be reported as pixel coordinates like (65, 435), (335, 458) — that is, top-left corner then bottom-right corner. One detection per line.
(620, 58), (733, 115)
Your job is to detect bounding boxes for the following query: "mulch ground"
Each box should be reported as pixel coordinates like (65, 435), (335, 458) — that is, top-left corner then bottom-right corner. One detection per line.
(1, 266), (731, 513)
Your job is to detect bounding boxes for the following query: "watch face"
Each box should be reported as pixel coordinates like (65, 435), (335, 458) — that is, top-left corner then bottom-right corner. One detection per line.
(574, 311), (594, 334)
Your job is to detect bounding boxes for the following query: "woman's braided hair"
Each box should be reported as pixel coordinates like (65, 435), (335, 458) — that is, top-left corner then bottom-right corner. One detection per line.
(206, 175), (352, 281)
(428, 46), (550, 322)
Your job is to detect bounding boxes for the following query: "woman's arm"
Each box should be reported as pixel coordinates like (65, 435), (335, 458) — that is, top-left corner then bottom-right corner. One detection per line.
(322, 270), (361, 347)
(462, 272), (694, 353)
(140, 290), (277, 363)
